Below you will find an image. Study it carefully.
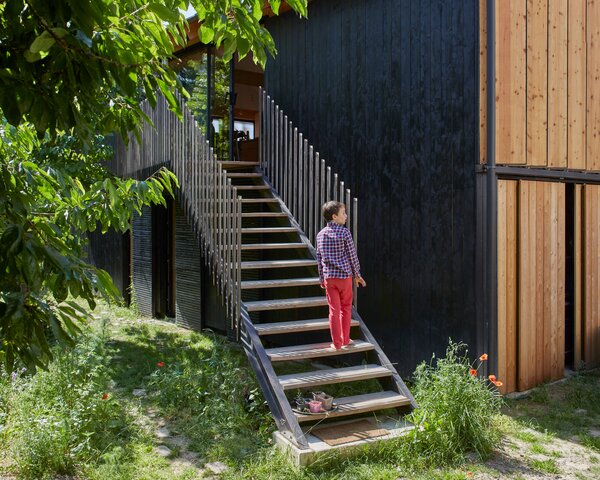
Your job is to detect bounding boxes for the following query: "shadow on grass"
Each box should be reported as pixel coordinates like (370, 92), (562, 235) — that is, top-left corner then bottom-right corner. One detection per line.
(504, 370), (600, 451)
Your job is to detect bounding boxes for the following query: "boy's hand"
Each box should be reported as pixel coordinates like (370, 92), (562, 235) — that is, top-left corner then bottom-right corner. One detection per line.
(354, 276), (366, 287)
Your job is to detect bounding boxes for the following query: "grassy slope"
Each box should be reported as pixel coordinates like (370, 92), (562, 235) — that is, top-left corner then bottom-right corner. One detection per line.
(1, 302), (600, 479)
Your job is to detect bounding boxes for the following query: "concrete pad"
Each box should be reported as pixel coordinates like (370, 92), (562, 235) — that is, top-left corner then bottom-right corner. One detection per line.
(274, 416), (414, 466)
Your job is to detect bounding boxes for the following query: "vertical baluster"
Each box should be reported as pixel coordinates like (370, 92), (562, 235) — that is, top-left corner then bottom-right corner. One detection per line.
(298, 133), (303, 227)
(302, 138), (309, 233)
(292, 128), (298, 217)
(308, 145), (314, 241)
(274, 105), (279, 186)
(353, 197), (358, 308)
(259, 88), (263, 167)
(339, 181), (344, 213)
(270, 99), (275, 178)
(333, 173), (338, 202)
(287, 122), (292, 207)
(345, 188), (351, 233)
(278, 110), (283, 194)
(314, 152), (320, 243)
(325, 165), (331, 207)
(320, 159), (326, 229)
(236, 195), (242, 341)
(226, 179), (232, 319)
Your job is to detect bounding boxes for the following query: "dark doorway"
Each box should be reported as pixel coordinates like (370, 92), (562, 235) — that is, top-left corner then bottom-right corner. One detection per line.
(152, 197), (175, 318)
(565, 184), (575, 369)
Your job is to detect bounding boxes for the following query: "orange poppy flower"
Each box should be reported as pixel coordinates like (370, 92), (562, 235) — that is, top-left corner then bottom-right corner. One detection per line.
(479, 353), (488, 361)
(488, 374), (497, 382)
(466, 472), (474, 478)
(157, 361), (165, 368)
(102, 393), (109, 400)
(469, 368), (477, 376)
(494, 380), (503, 387)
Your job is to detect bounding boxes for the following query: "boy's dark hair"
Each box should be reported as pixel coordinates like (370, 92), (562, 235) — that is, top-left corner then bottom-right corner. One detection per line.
(322, 201), (345, 222)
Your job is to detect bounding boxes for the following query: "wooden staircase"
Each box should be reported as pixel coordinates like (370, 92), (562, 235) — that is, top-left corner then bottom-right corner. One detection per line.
(128, 92), (416, 455)
(223, 160), (416, 450)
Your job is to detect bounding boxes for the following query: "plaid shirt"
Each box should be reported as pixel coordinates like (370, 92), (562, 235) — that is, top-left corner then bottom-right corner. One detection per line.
(316, 222), (361, 283)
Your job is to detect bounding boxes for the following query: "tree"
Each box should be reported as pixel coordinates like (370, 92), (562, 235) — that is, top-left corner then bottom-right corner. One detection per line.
(0, 0), (307, 371)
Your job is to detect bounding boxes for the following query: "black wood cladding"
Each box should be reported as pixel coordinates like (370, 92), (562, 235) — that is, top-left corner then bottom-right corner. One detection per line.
(174, 201), (203, 330)
(265, 0), (480, 375)
(132, 206), (153, 317)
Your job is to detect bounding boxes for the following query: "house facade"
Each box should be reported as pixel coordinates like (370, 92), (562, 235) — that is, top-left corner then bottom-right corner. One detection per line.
(88, 0), (600, 407)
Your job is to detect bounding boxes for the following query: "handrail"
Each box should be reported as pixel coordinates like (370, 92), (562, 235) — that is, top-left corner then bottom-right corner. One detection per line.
(259, 88), (359, 305)
(121, 93), (244, 338)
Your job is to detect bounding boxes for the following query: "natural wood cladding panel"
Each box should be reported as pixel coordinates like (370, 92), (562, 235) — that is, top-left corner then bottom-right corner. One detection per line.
(583, 185), (600, 367)
(495, 1), (526, 165)
(517, 181), (565, 391)
(568, 0), (587, 170)
(548, 0), (568, 168)
(588, 0), (600, 171)
(483, 0), (599, 171)
(526, 0), (548, 167)
(497, 180), (518, 394)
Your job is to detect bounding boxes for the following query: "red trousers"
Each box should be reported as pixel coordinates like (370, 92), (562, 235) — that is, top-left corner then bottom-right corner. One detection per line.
(324, 277), (353, 349)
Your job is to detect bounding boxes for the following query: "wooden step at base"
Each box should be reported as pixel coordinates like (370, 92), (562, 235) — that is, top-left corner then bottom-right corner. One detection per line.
(279, 364), (393, 390)
(266, 340), (373, 361)
(245, 296), (327, 312)
(241, 259), (317, 270)
(241, 243), (307, 251)
(295, 391), (411, 422)
(255, 318), (359, 335)
(242, 277), (320, 289)
(275, 416), (414, 466)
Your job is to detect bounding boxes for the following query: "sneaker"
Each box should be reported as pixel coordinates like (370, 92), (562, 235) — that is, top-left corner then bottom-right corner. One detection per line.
(341, 340), (355, 349)
(330, 343), (342, 350)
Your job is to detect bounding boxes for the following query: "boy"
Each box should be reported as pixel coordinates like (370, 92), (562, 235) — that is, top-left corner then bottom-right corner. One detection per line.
(316, 201), (366, 350)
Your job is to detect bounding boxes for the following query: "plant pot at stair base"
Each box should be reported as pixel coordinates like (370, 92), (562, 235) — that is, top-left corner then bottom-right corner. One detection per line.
(312, 391), (334, 410)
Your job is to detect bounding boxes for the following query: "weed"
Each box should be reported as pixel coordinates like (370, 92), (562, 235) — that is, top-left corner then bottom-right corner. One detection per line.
(530, 458), (560, 474)
(580, 434), (600, 452)
(529, 443), (549, 455)
(529, 385), (550, 404)
(403, 341), (503, 465)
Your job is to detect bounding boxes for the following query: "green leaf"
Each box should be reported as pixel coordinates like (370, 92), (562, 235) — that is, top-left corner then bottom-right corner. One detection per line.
(148, 3), (181, 23)
(200, 26), (214, 44)
(29, 31), (56, 54)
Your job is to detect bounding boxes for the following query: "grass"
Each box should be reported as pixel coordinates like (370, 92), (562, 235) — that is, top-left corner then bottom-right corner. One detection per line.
(1, 301), (600, 479)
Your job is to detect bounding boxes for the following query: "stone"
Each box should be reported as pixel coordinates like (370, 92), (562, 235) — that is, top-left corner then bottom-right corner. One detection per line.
(574, 409), (588, 416)
(154, 445), (172, 457)
(205, 461), (229, 475)
(132, 389), (147, 397)
(588, 429), (600, 438)
(157, 427), (170, 439)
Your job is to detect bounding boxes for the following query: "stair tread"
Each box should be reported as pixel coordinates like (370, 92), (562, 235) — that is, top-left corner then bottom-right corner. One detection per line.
(279, 364), (392, 390)
(245, 296), (327, 311)
(242, 277), (320, 289)
(241, 259), (317, 269)
(296, 391), (411, 422)
(234, 185), (270, 190)
(266, 339), (373, 361)
(219, 161), (259, 168)
(241, 243), (307, 251)
(255, 317), (359, 334)
(227, 173), (263, 178)
(241, 198), (280, 203)
(242, 227), (298, 233)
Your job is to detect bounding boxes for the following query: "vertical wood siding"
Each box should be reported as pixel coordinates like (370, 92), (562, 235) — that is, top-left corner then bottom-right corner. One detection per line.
(583, 185), (600, 367)
(497, 180), (518, 393)
(265, 0), (480, 374)
(174, 201), (203, 330)
(498, 180), (565, 392)
(480, 0), (600, 170)
(132, 206), (153, 317)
